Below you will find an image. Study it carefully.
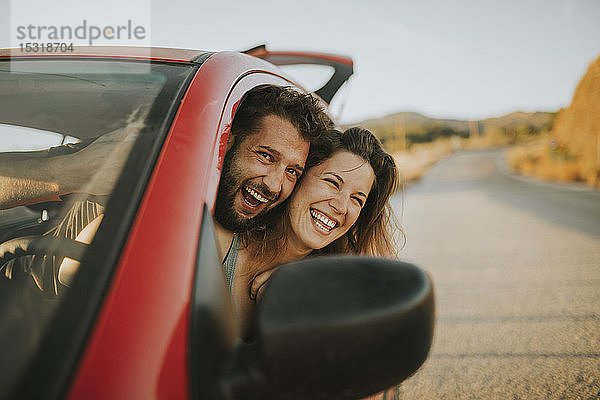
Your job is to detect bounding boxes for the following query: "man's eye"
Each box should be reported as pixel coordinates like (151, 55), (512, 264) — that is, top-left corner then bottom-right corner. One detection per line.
(258, 152), (273, 161)
(286, 168), (300, 177)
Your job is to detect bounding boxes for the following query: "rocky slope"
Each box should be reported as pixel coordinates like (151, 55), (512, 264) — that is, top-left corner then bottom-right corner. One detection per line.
(551, 56), (600, 186)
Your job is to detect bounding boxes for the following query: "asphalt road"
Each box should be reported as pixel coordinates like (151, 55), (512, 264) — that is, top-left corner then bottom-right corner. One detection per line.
(391, 148), (600, 400)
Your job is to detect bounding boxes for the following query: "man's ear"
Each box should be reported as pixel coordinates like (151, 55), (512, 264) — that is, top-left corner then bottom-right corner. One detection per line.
(225, 134), (236, 153)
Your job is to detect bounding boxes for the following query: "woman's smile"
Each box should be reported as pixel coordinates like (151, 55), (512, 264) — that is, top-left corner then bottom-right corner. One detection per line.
(309, 208), (339, 233)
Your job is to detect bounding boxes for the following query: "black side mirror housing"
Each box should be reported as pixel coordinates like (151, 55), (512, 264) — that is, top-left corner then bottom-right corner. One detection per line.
(225, 256), (435, 399)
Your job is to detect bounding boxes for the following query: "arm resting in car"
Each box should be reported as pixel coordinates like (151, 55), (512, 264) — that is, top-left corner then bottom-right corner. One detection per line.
(0, 125), (137, 210)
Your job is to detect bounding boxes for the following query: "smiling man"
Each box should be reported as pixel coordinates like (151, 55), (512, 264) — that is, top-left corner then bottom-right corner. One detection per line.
(213, 85), (332, 265)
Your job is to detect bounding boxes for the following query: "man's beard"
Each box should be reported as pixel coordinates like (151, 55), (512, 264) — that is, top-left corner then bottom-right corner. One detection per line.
(214, 145), (274, 233)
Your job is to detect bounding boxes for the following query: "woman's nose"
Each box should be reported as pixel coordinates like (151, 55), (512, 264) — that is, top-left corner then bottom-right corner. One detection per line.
(329, 193), (349, 214)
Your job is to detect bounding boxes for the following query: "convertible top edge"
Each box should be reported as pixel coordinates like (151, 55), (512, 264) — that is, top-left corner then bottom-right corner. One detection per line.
(244, 44), (354, 104)
(0, 46), (211, 63)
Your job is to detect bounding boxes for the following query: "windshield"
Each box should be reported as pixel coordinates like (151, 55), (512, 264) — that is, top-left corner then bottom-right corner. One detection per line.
(0, 59), (194, 395)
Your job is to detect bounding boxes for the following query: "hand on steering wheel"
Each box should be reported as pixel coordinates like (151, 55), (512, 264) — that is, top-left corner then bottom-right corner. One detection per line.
(0, 235), (88, 292)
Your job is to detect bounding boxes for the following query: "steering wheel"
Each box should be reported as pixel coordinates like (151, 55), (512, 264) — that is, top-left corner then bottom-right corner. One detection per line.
(0, 235), (89, 295)
(0, 235), (88, 265)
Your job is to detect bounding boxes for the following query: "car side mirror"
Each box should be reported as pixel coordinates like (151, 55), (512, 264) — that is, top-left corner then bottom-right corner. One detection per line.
(224, 256), (435, 400)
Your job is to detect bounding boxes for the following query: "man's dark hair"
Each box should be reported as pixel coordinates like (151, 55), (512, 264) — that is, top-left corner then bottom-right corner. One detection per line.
(230, 84), (333, 144)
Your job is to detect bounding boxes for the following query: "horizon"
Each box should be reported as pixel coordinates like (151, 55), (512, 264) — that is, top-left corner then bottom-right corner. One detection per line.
(346, 108), (561, 125)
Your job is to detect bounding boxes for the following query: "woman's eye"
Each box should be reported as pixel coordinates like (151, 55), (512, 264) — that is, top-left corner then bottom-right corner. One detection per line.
(324, 178), (339, 189)
(352, 197), (364, 207)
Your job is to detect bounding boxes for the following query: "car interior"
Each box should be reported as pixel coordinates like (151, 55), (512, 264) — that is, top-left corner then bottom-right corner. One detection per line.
(0, 59), (173, 394)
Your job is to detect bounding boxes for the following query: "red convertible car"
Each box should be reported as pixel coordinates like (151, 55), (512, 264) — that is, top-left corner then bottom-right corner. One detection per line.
(0, 46), (434, 399)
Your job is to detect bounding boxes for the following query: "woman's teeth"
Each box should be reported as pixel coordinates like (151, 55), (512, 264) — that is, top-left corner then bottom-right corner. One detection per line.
(244, 187), (269, 203)
(310, 209), (337, 232)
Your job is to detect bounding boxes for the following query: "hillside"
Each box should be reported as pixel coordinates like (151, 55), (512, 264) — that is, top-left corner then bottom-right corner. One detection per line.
(507, 56), (600, 187)
(349, 111), (555, 153)
(551, 56), (600, 185)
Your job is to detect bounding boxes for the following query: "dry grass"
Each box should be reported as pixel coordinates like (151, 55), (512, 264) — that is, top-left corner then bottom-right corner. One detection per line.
(505, 137), (583, 183)
(392, 127), (522, 184)
(540, 56), (600, 187)
(393, 138), (461, 183)
(462, 129), (512, 149)
(393, 134), (593, 188)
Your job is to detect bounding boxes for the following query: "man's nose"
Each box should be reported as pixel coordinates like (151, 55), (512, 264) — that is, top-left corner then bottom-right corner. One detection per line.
(262, 166), (284, 196)
(329, 193), (349, 214)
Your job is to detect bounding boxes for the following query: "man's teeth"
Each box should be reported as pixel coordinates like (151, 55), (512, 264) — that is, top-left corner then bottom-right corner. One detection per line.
(245, 187), (269, 203)
(310, 209), (337, 231)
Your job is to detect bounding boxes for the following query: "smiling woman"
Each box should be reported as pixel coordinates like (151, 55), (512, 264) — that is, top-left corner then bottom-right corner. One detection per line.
(269, 127), (401, 257)
(287, 150), (375, 252)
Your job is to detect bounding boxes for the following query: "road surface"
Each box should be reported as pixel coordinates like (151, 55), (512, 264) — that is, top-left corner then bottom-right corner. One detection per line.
(392, 148), (600, 399)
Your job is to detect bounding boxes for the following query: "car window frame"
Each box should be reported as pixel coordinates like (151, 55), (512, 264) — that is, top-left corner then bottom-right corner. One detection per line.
(190, 71), (306, 399)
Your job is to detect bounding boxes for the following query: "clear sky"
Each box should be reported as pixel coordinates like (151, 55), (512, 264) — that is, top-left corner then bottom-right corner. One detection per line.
(5, 0), (600, 124)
